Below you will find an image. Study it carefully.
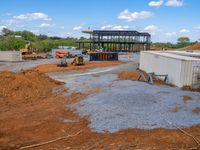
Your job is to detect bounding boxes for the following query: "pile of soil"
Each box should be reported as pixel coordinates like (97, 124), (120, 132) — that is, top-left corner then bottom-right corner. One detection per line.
(0, 70), (61, 108)
(0, 70), (66, 149)
(182, 86), (200, 92)
(184, 43), (200, 50)
(34, 61), (126, 73)
(1, 70), (200, 150)
(182, 95), (192, 103)
(193, 107), (200, 114)
(118, 70), (167, 86)
(118, 71), (140, 80)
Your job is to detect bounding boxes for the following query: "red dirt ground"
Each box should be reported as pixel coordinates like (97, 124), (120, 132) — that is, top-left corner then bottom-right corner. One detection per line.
(184, 43), (200, 50)
(0, 70), (200, 150)
(33, 61), (126, 73)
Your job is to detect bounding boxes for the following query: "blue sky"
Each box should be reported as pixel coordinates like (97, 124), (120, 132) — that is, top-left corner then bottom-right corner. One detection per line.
(0, 0), (200, 42)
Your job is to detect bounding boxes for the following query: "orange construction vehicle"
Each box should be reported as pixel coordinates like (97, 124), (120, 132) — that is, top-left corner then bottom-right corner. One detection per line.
(55, 51), (70, 58)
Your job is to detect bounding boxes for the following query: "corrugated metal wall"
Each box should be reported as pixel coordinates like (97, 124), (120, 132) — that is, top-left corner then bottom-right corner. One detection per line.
(140, 51), (200, 88)
(140, 52), (182, 87)
(180, 61), (193, 87)
(191, 61), (200, 89)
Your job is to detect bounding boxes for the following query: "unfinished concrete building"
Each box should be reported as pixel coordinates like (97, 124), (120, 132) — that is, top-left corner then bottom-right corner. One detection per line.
(77, 30), (151, 52)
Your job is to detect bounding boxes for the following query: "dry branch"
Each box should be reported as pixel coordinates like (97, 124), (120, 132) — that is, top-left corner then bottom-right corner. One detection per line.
(166, 120), (200, 147)
(20, 130), (82, 149)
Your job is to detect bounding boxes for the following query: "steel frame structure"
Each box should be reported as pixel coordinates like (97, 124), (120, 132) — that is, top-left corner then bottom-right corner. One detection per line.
(77, 30), (151, 52)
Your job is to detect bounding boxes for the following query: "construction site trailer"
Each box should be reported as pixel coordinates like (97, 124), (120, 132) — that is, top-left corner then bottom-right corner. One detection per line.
(140, 51), (200, 89)
(89, 52), (118, 61)
(0, 51), (22, 62)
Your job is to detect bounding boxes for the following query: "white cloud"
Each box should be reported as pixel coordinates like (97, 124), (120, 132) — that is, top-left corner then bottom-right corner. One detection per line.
(13, 12), (51, 21)
(101, 25), (129, 30)
(6, 13), (12, 16)
(0, 26), (7, 34)
(39, 23), (51, 28)
(165, 0), (184, 7)
(148, 0), (164, 7)
(112, 25), (129, 30)
(101, 25), (113, 30)
(195, 26), (200, 30)
(30, 30), (40, 35)
(143, 25), (159, 35)
(60, 26), (65, 29)
(165, 32), (177, 37)
(118, 9), (153, 22)
(180, 29), (190, 33)
(73, 26), (83, 30)
(0, 25), (7, 30)
(66, 32), (73, 36)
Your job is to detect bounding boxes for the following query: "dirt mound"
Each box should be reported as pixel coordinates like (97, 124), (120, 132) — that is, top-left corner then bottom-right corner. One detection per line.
(0, 70), (61, 109)
(184, 42), (200, 50)
(193, 107), (200, 114)
(118, 71), (140, 80)
(182, 95), (192, 103)
(34, 61), (126, 73)
(118, 71), (166, 85)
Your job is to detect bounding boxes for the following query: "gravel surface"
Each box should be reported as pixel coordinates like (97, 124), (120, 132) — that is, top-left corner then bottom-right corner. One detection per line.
(49, 63), (200, 133)
(73, 78), (200, 133)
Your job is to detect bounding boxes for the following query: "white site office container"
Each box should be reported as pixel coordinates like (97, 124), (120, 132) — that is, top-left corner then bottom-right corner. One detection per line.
(140, 51), (200, 88)
(0, 51), (22, 62)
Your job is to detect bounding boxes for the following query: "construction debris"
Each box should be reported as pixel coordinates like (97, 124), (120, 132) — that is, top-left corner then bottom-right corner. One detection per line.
(89, 52), (118, 61)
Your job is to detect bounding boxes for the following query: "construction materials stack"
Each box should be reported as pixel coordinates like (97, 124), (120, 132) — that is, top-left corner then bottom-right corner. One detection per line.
(89, 52), (118, 61)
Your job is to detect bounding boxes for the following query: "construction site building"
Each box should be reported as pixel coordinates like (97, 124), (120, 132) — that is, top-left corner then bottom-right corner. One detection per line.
(77, 30), (151, 52)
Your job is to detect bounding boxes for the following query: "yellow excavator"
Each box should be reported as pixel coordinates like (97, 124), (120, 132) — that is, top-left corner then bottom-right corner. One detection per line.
(20, 42), (36, 55)
(71, 54), (84, 66)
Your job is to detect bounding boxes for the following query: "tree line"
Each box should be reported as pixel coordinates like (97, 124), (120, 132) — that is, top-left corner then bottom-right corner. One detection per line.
(0, 28), (89, 52)
(152, 37), (197, 50)
(0, 28), (197, 52)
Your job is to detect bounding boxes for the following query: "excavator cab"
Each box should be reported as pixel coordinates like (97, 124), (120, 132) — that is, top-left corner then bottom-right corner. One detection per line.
(20, 42), (34, 55)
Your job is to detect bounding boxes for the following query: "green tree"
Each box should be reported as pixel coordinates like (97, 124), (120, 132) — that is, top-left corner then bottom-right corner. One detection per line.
(177, 37), (190, 43)
(1, 28), (13, 36)
(177, 37), (191, 48)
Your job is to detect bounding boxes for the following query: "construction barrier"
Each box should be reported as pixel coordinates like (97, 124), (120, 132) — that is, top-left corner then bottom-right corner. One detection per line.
(89, 52), (118, 61)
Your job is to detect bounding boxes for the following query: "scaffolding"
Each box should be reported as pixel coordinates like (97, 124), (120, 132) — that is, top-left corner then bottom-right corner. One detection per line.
(77, 30), (151, 52)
